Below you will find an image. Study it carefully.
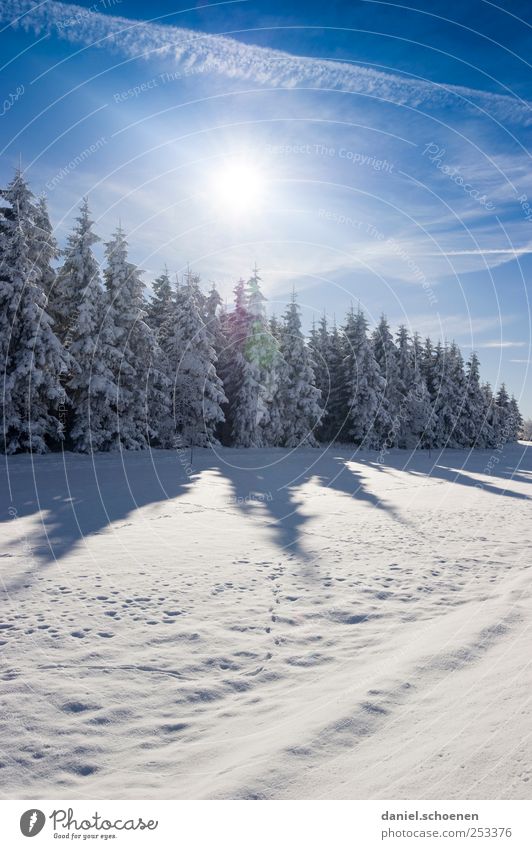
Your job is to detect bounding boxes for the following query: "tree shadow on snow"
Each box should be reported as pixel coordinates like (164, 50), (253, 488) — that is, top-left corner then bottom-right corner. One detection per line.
(1, 442), (529, 594)
(356, 443), (532, 500)
(0, 445), (400, 588)
(211, 446), (404, 562)
(0, 449), (198, 593)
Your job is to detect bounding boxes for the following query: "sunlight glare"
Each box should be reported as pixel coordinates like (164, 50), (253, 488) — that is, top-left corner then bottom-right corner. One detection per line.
(211, 161), (267, 217)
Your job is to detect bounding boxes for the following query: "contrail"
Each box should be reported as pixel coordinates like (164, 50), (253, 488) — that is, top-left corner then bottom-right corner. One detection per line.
(1, 0), (532, 126)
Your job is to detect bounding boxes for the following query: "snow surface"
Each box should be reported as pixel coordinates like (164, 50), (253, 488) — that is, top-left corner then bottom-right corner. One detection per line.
(1, 443), (531, 799)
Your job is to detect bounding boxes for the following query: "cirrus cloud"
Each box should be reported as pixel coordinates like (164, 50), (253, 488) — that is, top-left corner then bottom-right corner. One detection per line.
(2, 0), (532, 126)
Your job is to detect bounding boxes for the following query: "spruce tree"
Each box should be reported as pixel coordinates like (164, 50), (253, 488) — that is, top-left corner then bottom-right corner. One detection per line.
(342, 306), (384, 447)
(0, 170), (68, 453)
(226, 272), (274, 448)
(277, 297), (322, 447)
(326, 321), (347, 442)
(396, 325), (413, 397)
(269, 314), (281, 340)
(245, 266), (281, 446)
(220, 278), (248, 443)
(169, 275), (226, 446)
(54, 200), (118, 452)
(203, 282), (225, 357)
(146, 267), (174, 346)
(461, 352), (485, 447)
(445, 342), (467, 447)
(494, 383), (511, 446)
(395, 326), (414, 448)
(431, 342), (456, 447)
(372, 314), (400, 447)
(404, 357), (435, 449)
(309, 315), (344, 443)
(104, 227), (169, 450)
(33, 195), (59, 306)
(421, 337), (437, 401)
(509, 396), (523, 442)
(480, 382), (496, 448)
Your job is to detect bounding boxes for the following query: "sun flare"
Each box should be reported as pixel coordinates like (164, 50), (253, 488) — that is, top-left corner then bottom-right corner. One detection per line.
(211, 161), (267, 216)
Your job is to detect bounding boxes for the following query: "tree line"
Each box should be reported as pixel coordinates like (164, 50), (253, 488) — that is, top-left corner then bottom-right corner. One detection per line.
(0, 169), (523, 454)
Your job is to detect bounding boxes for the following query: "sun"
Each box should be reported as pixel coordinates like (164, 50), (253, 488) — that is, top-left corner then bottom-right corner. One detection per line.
(211, 161), (267, 217)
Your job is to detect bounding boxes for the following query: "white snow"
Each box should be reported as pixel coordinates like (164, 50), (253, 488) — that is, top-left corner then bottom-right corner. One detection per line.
(1, 443), (531, 799)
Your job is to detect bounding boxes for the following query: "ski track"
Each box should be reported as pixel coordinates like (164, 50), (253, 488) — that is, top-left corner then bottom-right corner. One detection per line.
(0, 444), (531, 799)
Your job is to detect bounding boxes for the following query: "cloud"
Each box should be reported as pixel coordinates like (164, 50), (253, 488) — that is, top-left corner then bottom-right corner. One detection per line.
(3, 0), (532, 126)
(387, 313), (513, 341)
(477, 341), (527, 349)
(420, 248), (532, 256)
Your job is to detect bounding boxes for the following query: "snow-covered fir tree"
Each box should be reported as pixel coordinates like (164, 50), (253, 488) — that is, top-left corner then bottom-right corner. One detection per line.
(372, 314), (401, 445)
(461, 352), (486, 448)
(33, 195), (59, 306)
(309, 314), (345, 443)
(200, 283), (231, 442)
(395, 325), (413, 398)
(509, 395), (523, 442)
(277, 297), (322, 447)
(269, 314), (281, 340)
(342, 306), (384, 447)
(169, 273), (226, 446)
(480, 381), (496, 447)
(391, 327), (434, 449)
(446, 342), (468, 447)
(404, 355), (435, 449)
(243, 266), (282, 447)
(53, 199), (118, 452)
(231, 351), (267, 447)
(146, 267), (174, 345)
(493, 383), (513, 447)
(308, 315), (329, 420)
(326, 322), (348, 442)
(231, 267), (269, 446)
(225, 272), (276, 448)
(103, 226), (169, 450)
(429, 342), (454, 448)
(203, 283), (222, 336)
(520, 417), (532, 440)
(394, 326), (413, 447)
(219, 278), (250, 444)
(0, 170), (68, 453)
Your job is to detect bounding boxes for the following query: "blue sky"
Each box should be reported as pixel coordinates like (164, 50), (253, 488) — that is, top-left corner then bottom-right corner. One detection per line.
(0, 0), (531, 412)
